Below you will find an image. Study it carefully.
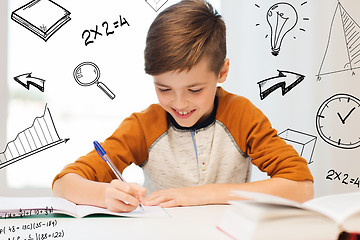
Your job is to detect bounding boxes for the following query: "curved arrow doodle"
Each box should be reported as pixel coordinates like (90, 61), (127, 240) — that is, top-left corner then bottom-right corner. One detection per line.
(257, 70), (305, 100)
(14, 73), (46, 92)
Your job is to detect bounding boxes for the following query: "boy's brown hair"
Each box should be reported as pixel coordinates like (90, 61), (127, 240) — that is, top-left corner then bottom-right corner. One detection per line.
(144, 0), (226, 76)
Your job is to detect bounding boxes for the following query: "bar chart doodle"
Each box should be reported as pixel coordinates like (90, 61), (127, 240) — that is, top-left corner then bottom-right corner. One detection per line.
(0, 104), (69, 169)
(317, 1), (360, 80)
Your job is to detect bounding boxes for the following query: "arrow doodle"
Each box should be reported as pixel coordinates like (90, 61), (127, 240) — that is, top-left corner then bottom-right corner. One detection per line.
(14, 73), (46, 92)
(257, 70), (305, 100)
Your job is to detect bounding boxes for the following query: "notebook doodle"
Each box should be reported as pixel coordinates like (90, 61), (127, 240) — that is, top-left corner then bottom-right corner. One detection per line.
(11, 0), (71, 42)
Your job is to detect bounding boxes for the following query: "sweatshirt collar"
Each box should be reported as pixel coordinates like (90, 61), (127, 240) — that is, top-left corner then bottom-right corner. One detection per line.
(167, 95), (218, 131)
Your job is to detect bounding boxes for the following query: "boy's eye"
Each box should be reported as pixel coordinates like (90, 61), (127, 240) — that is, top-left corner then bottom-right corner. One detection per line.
(158, 88), (170, 92)
(189, 88), (202, 93)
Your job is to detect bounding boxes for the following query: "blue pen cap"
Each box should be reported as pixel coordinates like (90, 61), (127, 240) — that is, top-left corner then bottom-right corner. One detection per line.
(93, 141), (107, 161)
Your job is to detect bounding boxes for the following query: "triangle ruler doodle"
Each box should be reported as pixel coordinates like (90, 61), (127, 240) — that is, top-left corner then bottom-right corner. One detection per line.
(317, 1), (360, 80)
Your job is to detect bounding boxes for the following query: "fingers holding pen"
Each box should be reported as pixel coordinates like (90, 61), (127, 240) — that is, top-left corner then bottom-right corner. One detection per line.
(105, 181), (138, 212)
(105, 180), (147, 212)
(130, 182), (147, 202)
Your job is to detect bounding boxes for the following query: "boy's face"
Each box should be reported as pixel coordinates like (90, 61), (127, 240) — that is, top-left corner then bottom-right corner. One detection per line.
(153, 57), (229, 128)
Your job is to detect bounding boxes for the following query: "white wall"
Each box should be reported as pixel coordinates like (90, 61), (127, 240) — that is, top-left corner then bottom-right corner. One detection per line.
(0, 0), (8, 195)
(3, 0), (360, 198)
(222, 0), (360, 197)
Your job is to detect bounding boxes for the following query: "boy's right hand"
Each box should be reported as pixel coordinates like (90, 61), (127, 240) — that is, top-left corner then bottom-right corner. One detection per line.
(104, 180), (147, 213)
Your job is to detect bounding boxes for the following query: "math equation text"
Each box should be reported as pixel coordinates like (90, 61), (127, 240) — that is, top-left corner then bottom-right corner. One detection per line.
(326, 168), (360, 188)
(82, 15), (130, 46)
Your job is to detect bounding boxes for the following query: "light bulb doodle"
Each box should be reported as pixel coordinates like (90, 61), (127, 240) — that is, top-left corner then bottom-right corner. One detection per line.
(267, 2), (298, 56)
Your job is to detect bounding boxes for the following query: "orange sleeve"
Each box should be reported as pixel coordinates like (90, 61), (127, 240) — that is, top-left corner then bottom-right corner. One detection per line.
(52, 104), (168, 187)
(217, 88), (314, 182)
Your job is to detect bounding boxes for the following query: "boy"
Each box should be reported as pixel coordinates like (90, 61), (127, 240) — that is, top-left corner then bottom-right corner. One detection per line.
(53, 0), (313, 213)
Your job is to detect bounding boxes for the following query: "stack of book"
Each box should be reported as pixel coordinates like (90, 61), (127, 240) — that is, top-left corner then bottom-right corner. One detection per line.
(339, 232), (360, 240)
(217, 191), (360, 240)
(11, 0), (71, 41)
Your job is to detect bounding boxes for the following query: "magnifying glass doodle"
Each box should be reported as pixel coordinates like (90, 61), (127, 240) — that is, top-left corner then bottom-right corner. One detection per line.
(73, 62), (116, 100)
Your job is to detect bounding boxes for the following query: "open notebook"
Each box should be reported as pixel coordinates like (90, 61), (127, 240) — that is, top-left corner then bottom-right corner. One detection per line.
(0, 197), (169, 219)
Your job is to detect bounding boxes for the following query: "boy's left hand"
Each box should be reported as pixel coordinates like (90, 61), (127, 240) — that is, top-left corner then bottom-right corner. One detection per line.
(142, 179), (314, 208)
(143, 186), (210, 208)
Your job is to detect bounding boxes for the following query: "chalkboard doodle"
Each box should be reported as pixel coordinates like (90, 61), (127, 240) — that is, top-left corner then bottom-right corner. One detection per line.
(81, 15), (130, 46)
(13, 73), (46, 92)
(255, 1), (309, 56)
(145, 0), (168, 12)
(316, 93), (360, 149)
(11, 0), (71, 42)
(73, 62), (116, 100)
(0, 104), (70, 170)
(278, 128), (317, 164)
(326, 169), (360, 189)
(257, 70), (305, 100)
(317, 1), (360, 80)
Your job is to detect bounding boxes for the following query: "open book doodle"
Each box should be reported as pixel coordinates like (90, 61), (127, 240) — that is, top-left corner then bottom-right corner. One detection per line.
(11, 0), (71, 41)
(217, 191), (360, 240)
(145, 0), (168, 12)
(0, 197), (169, 219)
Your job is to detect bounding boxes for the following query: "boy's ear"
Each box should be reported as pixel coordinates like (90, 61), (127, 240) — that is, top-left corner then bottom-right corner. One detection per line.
(218, 58), (230, 84)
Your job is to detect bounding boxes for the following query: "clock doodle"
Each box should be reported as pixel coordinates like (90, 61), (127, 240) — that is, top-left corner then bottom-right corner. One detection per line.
(316, 93), (360, 149)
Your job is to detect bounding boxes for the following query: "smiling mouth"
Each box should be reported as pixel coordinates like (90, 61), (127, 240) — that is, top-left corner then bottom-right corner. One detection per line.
(172, 108), (195, 118)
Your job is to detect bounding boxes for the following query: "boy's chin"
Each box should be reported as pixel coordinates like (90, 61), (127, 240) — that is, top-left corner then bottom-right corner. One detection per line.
(173, 117), (197, 128)
(178, 122), (195, 128)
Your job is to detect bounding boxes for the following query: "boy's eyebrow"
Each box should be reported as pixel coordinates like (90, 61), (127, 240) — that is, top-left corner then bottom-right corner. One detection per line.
(153, 82), (169, 87)
(153, 82), (207, 88)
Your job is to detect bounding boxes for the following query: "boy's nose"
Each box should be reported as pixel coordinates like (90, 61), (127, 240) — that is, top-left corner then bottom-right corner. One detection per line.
(173, 93), (188, 110)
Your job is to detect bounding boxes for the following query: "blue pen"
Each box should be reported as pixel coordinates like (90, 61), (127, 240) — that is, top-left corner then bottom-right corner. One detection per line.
(94, 140), (126, 182)
(93, 140), (144, 210)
